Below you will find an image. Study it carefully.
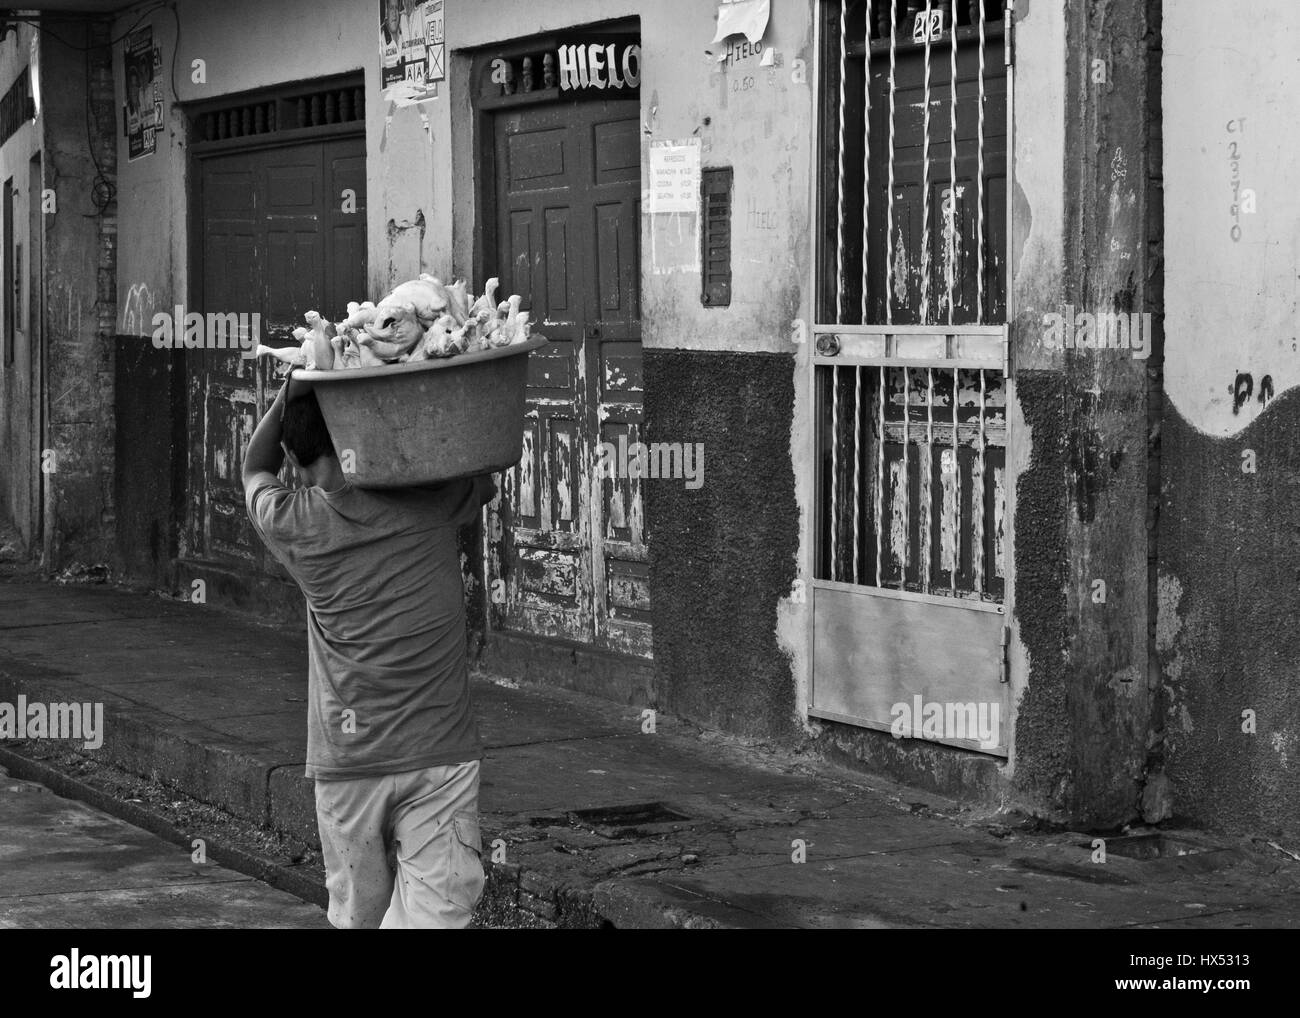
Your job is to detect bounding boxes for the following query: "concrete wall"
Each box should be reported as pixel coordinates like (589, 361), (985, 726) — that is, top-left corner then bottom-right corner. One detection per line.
(434, 0), (1146, 824)
(97, 0), (1283, 839)
(109, 0), (420, 587)
(989, 0), (1162, 829)
(0, 22), (116, 570)
(441, 0), (811, 354)
(110, 0), (458, 321)
(0, 26), (42, 552)
(113, 0), (377, 334)
(1159, 1), (1300, 839)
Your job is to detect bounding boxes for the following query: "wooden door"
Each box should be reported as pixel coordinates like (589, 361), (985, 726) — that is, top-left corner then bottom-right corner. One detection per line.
(486, 99), (651, 657)
(187, 137), (366, 566)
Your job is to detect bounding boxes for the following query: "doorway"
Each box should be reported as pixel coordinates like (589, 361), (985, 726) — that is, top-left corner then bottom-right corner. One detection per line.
(479, 46), (650, 659)
(184, 77), (365, 569)
(810, 1), (1012, 753)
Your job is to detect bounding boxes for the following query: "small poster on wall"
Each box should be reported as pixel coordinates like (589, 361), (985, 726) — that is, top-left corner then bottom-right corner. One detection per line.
(649, 139), (702, 214)
(648, 139), (703, 274)
(123, 26), (161, 161)
(380, 0), (445, 106)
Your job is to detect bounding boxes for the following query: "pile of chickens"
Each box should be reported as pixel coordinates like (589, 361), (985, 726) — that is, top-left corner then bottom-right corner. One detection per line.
(255, 275), (532, 372)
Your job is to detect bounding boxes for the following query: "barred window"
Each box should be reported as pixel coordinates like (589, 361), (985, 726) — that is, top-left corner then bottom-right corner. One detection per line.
(816, 0), (1008, 326)
(814, 1), (1010, 604)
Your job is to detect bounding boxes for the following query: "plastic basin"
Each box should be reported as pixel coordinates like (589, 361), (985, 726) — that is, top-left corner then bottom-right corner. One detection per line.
(294, 336), (545, 489)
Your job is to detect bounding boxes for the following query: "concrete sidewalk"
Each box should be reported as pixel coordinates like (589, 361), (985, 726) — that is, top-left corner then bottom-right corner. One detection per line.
(0, 766), (330, 929)
(2, 571), (1299, 929)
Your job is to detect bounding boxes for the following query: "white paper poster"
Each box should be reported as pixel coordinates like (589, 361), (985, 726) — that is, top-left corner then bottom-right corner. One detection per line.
(649, 139), (702, 214)
(381, 0), (444, 106)
(712, 0), (771, 45)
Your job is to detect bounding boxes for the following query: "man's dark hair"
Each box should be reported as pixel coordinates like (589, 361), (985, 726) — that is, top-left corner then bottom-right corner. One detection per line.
(282, 389), (335, 468)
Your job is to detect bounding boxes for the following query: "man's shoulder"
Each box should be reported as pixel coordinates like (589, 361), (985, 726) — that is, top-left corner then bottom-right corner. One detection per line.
(244, 470), (284, 505)
(244, 472), (320, 518)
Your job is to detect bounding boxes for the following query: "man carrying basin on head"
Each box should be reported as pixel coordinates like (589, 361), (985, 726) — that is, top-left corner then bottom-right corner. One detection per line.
(242, 373), (495, 929)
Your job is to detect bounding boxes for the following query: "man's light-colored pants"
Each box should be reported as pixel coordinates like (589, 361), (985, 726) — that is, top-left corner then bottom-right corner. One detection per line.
(315, 759), (484, 929)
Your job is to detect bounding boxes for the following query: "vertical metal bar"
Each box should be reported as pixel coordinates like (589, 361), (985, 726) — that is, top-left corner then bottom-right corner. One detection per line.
(852, 365), (862, 583)
(922, 366), (933, 593)
(902, 364), (910, 584)
(835, 0), (849, 323)
(920, 1), (934, 325)
(1004, 0), (1014, 333)
(860, 2), (873, 324)
(951, 366), (960, 596)
(830, 365), (840, 580)
(946, 0), (958, 326)
(974, 367), (987, 595)
(884, 0), (898, 326)
(875, 362), (885, 587)
(977, 0), (987, 323)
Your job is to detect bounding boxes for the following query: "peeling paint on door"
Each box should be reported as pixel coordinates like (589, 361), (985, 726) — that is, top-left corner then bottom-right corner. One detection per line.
(485, 95), (651, 658)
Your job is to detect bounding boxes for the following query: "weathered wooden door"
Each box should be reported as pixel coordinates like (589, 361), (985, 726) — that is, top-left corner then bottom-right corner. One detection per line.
(187, 136), (365, 567)
(486, 98), (650, 657)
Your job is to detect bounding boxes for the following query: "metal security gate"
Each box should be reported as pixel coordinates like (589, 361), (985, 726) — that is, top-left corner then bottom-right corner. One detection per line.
(810, 0), (1012, 754)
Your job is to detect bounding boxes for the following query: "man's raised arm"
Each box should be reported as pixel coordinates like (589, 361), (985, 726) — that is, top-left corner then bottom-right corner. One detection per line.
(242, 374), (312, 495)
(242, 383), (288, 492)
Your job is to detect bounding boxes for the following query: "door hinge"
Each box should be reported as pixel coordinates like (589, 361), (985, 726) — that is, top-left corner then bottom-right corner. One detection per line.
(999, 624), (1011, 684)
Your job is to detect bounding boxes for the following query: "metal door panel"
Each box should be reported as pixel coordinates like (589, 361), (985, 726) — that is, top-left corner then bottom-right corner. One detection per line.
(811, 583), (1008, 755)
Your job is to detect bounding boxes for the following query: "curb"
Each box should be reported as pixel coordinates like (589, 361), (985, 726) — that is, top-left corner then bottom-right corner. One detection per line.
(0, 744), (328, 910)
(0, 675), (725, 928)
(0, 741), (624, 928)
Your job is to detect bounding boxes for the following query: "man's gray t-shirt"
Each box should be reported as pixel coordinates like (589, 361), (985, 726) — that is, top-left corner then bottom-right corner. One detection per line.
(246, 476), (491, 780)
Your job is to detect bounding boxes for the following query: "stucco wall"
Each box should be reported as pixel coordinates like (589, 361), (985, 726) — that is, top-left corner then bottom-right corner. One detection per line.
(644, 349), (801, 740)
(1004, 0), (1164, 829)
(0, 26), (42, 550)
(439, 0), (1095, 810)
(46, 22), (119, 570)
(1160, 0), (1300, 838)
(108, 0), (429, 587)
(439, 0), (817, 742)
(112, 0), (455, 323)
(442, 0), (813, 355)
(95, 0), (1220, 835)
(0, 22), (116, 569)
